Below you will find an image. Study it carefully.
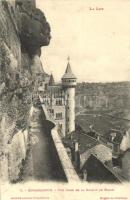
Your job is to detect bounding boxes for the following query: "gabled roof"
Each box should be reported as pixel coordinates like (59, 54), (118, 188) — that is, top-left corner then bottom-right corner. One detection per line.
(81, 154), (121, 183)
(62, 62), (76, 79)
(47, 85), (62, 93)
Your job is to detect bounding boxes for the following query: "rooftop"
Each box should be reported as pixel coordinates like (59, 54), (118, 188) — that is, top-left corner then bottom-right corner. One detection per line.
(49, 73), (55, 86)
(47, 85), (62, 93)
(81, 154), (121, 183)
(76, 111), (129, 140)
(62, 61), (76, 79)
(63, 129), (99, 154)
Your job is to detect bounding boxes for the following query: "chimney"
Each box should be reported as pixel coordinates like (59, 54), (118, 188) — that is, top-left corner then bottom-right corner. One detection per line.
(97, 134), (100, 141)
(75, 141), (79, 152)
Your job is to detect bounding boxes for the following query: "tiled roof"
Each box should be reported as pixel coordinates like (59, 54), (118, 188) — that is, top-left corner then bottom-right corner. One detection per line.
(63, 131), (98, 154)
(74, 132), (98, 154)
(81, 154), (121, 183)
(47, 85), (62, 93)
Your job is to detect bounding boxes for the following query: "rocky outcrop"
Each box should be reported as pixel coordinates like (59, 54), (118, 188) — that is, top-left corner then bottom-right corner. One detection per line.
(16, 2), (50, 55)
(0, 0), (51, 182)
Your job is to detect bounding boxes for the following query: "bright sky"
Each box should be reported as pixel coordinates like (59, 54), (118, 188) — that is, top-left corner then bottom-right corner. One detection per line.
(36, 0), (130, 82)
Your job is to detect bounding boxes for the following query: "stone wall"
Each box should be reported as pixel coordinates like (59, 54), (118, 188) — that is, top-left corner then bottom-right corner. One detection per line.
(40, 100), (80, 182)
(0, 0), (51, 182)
(51, 128), (80, 182)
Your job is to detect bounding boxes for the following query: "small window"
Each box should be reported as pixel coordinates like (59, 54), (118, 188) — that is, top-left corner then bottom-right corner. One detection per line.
(49, 109), (54, 114)
(56, 100), (58, 105)
(56, 112), (62, 119)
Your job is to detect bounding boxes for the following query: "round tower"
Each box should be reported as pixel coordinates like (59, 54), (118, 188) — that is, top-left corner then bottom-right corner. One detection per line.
(62, 57), (77, 136)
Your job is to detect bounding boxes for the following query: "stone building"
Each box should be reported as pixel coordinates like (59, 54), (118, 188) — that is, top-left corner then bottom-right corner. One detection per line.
(40, 58), (77, 137)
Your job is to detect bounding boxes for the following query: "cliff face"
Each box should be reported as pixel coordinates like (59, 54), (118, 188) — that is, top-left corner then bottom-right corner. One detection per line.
(76, 82), (130, 112)
(0, 0), (51, 182)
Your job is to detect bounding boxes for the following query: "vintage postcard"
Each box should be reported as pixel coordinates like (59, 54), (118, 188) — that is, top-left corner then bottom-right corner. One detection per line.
(0, 0), (130, 200)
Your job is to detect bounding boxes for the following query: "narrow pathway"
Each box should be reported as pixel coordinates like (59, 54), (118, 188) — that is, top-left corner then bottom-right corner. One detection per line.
(23, 106), (66, 182)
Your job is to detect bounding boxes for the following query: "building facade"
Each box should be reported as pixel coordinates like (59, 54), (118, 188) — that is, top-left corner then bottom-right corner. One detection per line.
(39, 58), (77, 137)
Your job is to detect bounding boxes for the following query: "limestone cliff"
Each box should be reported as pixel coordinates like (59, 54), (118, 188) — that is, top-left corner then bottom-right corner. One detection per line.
(0, 0), (51, 182)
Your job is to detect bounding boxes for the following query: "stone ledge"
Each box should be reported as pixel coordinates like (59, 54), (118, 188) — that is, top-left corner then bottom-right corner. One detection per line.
(51, 128), (80, 182)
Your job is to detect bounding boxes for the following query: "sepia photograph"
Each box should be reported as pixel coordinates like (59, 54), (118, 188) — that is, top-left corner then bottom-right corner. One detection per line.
(0, 0), (130, 199)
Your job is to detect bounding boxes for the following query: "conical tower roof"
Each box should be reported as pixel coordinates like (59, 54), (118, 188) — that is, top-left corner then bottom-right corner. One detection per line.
(49, 73), (55, 85)
(62, 59), (76, 79)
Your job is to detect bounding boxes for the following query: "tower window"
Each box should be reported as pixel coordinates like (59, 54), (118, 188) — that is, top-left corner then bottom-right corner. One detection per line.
(49, 109), (54, 114)
(59, 99), (62, 105)
(56, 99), (62, 105)
(56, 100), (58, 105)
(56, 113), (62, 119)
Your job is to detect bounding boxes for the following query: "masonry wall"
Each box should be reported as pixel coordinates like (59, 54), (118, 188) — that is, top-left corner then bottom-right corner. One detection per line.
(66, 87), (76, 135)
(49, 105), (66, 137)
